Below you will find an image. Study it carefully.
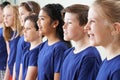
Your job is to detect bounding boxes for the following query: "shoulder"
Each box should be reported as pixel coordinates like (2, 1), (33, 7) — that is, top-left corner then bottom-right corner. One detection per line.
(54, 41), (69, 49)
(79, 46), (102, 63)
(82, 46), (100, 57)
(83, 46), (98, 53)
(110, 55), (120, 72)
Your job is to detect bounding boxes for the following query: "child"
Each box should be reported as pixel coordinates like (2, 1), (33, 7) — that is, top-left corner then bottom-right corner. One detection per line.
(37, 3), (71, 80)
(85, 0), (120, 80)
(13, 1), (40, 80)
(19, 14), (42, 80)
(0, 3), (10, 79)
(60, 4), (102, 80)
(3, 5), (22, 80)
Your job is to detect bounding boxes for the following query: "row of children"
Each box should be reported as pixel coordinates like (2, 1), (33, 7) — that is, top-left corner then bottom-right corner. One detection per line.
(0, 0), (120, 80)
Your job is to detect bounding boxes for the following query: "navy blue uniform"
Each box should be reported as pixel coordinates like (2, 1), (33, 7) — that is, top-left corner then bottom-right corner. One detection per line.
(15, 36), (29, 80)
(60, 47), (102, 80)
(96, 55), (120, 80)
(22, 44), (40, 80)
(38, 41), (69, 80)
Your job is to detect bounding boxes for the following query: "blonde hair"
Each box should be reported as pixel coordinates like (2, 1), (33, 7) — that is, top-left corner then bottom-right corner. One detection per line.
(3, 5), (22, 41)
(93, 0), (120, 23)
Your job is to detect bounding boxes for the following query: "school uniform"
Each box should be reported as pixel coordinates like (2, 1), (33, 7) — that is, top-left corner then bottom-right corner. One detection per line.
(60, 47), (102, 80)
(8, 31), (20, 76)
(15, 36), (29, 80)
(0, 28), (8, 79)
(21, 44), (41, 80)
(37, 40), (69, 80)
(96, 55), (120, 80)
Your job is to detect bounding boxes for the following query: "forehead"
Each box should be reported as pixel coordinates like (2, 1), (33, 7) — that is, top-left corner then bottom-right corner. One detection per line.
(64, 12), (78, 20)
(89, 5), (108, 19)
(39, 9), (49, 17)
(19, 6), (30, 16)
(89, 6), (110, 26)
(19, 6), (28, 12)
(24, 20), (34, 27)
(88, 6), (104, 20)
(3, 6), (13, 14)
(64, 12), (80, 25)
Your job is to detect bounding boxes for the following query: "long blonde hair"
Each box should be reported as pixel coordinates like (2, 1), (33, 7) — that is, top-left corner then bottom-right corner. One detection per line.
(3, 5), (22, 41)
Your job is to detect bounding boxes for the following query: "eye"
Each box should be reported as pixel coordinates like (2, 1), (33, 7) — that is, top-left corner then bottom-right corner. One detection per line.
(40, 17), (44, 20)
(39, 16), (45, 21)
(91, 20), (95, 23)
(88, 19), (95, 24)
(24, 27), (31, 31)
(7, 14), (12, 17)
(68, 21), (72, 24)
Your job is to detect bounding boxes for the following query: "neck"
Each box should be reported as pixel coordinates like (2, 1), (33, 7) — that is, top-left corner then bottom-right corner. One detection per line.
(104, 41), (120, 60)
(30, 37), (42, 50)
(47, 33), (60, 45)
(73, 36), (90, 54)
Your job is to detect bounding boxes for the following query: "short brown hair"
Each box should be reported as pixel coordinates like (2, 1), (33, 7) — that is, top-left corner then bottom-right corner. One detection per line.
(62, 4), (89, 26)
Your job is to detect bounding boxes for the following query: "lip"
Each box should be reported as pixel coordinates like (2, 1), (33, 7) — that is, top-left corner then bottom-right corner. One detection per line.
(39, 27), (42, 29)
(39, 28), (42, 31)
(88, 33), (95, 40)
(24, 35), (27, 38)
(4, 21), (8, 24)
(63, 30), (67, 35)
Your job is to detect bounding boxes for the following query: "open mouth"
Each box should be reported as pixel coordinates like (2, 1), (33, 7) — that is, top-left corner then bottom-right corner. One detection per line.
(89, 34), (95, 40)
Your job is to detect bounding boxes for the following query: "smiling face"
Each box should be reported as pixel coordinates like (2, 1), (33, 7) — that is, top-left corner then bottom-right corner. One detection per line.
(37, 9), (54, 36)
(63, 12), (85, 41)
(85, 6), (112, 47)
(3, 6), (14, 27)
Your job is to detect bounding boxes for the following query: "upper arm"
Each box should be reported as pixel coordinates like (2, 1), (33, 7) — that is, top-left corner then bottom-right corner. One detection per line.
(25, 66), (37, 80)
(18, 64), (22, 80)
(54, 73), (60, 80)
(54, 46), (67, 72)
(12, 63), (16, 80)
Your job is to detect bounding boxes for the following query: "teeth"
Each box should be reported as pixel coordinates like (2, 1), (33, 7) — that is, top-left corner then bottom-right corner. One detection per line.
(89, 34), (94, 39)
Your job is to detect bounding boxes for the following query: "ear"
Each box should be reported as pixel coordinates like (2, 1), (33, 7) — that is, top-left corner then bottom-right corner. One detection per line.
(52, 20), (59, 28)
(111, 22), (120, 35)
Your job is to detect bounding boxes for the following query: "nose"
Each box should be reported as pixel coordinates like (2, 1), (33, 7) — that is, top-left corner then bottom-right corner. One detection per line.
(84, 22), (90, 32)
(63, 23), (66, 29)
(37, 19), (40, 27)
(23, 28), (27, 34)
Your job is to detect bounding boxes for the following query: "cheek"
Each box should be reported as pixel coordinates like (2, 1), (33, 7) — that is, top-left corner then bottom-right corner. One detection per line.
(24, 32), (31, 41)
(64, 28), (74, 40)
(9, 17), (14, 24)
(10, 20), (14, 26)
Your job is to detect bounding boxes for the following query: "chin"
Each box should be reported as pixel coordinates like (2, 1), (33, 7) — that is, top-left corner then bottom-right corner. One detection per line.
(64, 37), (70, 41)
(24, 39), (28, 42)
(90, 42), (100, 47)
